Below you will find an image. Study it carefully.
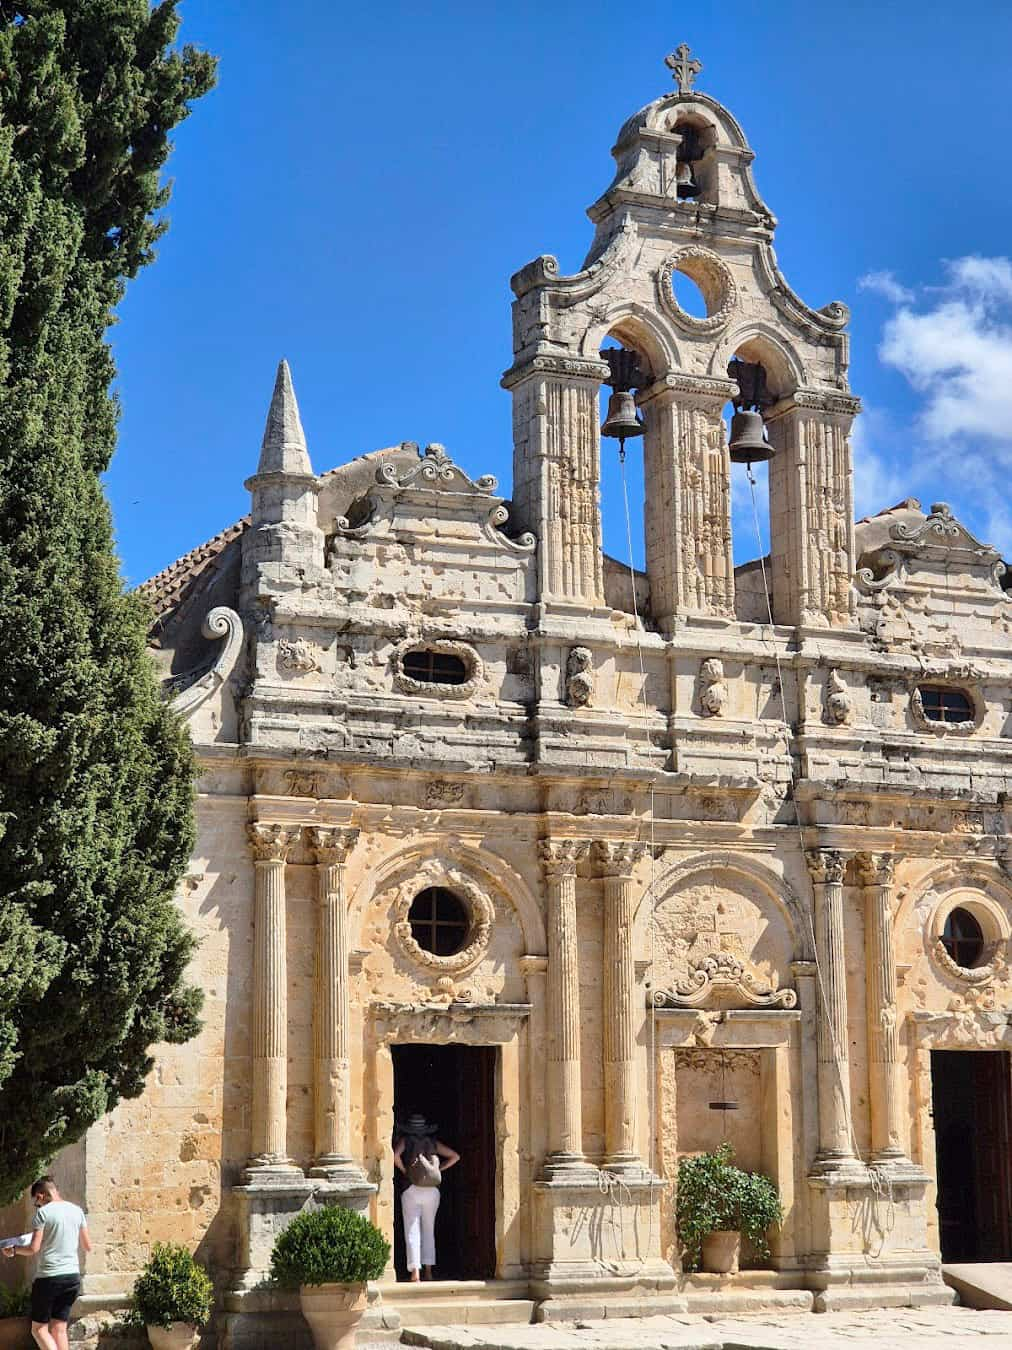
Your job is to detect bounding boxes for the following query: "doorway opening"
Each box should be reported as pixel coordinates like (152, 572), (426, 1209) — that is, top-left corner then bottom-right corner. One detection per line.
(930, 1049), (1012, 1261)
(391, 1044), (497, 1281)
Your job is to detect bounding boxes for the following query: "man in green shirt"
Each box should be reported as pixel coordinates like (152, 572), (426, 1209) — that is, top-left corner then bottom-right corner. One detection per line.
(1, 1175), (91, 1350)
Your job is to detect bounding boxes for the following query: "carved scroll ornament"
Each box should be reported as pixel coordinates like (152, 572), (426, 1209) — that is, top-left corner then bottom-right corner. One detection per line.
(652, 951), (797, 1010)
(169, 606), (244, 719)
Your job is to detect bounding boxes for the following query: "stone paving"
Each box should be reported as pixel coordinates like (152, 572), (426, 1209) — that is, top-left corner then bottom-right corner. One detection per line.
(392, 1307), (1012, 1350)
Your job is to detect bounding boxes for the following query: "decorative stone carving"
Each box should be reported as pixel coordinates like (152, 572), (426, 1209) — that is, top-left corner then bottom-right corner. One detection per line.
(391, 868), (494, 975)
(657, 247), (737, 335)
(909, 683), (981, 736)
(652, 951), (797, 1009)
(824, 669), (852, 725)
(698, 658), (727, 716)
(538, 838), (588, 876)
(593, 840), (646, 876)
(425, 779), (465, 807)
(392, 637), (483, 699)
(247, 822), (300, 863)
(169, 606), (244, 718)
(931, 937), (1006, 986)
(805, 848), (847, 885)
(565, 646), (594, 708)
(278, 636), (321, 674)
(664, 41), (702, 92)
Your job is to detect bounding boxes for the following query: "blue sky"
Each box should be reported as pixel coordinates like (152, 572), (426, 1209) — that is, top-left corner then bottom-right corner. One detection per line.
(108, 1), (1012, 584)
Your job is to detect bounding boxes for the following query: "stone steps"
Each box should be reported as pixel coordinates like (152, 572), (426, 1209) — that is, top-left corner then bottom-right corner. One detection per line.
(382, 1279), (537, 1329)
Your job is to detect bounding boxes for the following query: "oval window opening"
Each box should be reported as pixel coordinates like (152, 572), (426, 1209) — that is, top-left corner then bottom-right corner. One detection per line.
(408, 886), (470, 956)
(941, 906), (985, 969)
(403, 649), (469, 685)
(918, 685), (973, 724)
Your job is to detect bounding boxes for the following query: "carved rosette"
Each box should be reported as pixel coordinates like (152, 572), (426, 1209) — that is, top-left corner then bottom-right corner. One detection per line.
(391, 867), (494, 975)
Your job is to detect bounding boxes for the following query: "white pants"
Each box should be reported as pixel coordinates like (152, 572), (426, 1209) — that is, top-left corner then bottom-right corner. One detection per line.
(402, 1184), (440, 1271)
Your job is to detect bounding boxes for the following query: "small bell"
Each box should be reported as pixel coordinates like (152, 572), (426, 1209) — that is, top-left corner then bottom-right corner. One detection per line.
(675, 160), (699, 200)
(728, 409), (774, 465)
(601, 390), (644, 443)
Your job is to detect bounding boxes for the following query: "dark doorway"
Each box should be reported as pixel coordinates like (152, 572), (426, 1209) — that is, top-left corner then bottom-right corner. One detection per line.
(931, 1050), (1012, 1261)
(391, 1044), (497, 1281)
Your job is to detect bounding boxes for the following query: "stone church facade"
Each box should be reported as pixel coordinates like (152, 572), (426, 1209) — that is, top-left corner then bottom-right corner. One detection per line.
(9, 46), (1012, 1343)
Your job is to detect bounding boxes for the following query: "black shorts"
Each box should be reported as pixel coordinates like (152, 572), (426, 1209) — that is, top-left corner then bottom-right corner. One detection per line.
(31, 1274), (80, 1324)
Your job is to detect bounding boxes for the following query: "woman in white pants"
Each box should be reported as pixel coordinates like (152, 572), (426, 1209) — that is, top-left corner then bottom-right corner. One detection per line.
(393, 1113), (460, 1281)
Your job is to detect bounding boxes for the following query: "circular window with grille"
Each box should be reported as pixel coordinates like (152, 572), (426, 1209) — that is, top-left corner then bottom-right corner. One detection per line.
(940, 906), (985, 969)
(408, 886), (470, 956)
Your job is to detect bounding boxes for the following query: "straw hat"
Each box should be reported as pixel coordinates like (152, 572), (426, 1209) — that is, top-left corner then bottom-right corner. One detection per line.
(398, 1112), (437, 1135)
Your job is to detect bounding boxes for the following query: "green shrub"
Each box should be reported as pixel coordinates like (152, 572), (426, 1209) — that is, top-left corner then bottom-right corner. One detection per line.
(0, 1282), (31, 1318)
(675, 1141), (783, 1272)
(270, 1206), (390, 1289)
(131, 1243), (214, 1329)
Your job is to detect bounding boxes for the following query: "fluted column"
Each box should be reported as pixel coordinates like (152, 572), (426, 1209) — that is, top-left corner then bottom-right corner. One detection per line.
(594, 841), (648, 1173)
(805, 848), (857, 1171)
(638, 373), (737, 631)
(503, 354), (609, 607)
(307, 827), (363, 1180)
(540, 839), (594, 1177)
(857, 852), (911, 1167)
(247, 823), (300, 1175)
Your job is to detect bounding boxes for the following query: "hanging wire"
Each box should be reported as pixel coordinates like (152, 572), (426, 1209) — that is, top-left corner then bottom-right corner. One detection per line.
(744, 464), (890, 1203)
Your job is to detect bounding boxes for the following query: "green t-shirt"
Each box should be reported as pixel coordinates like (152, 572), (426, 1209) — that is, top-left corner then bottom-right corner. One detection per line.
(32, 1201), (86, 1278)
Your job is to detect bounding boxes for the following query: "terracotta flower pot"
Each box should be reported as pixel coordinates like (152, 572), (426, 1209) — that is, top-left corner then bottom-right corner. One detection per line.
(0, 1318), (33, 1350)
(701, 1228), (740, 1275)
(147, 1323), (201, 1350)
(299, 1284), (368, 1350)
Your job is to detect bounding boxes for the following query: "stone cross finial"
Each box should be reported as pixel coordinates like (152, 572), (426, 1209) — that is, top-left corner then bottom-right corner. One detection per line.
(665, 43), (702, 93)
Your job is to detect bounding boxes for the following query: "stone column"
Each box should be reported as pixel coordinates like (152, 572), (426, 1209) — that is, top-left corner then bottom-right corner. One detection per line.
(307, 826), (364, 1181)
(247, 823), (300, 1175)
(805, 848), (858, 1172)
(766, 390), (861, 629)
(638, 373), (737, 631)
(539, 839), (594, 1176)
(857, 852), (913, 1168)
(594, 841), (648, 1173)
(503, 354), (609, 607)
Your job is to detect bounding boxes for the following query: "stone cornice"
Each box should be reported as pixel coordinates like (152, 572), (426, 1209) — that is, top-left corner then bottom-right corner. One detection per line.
(637, 372), (738, 407)
(501, 354), (610, 390)
(766, 388), (862, 420)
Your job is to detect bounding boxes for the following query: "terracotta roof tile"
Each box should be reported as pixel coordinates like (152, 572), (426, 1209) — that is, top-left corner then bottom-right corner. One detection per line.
(139, 517), (248, 622)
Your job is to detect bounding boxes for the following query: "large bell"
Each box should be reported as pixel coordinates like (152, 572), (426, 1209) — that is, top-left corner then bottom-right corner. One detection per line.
(675, 160), (699, 200)
(601, 390), (644, 442)
(728, 409), (774, 464)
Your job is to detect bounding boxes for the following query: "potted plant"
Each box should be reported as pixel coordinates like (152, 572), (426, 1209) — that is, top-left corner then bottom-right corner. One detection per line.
(675, 1141), (783, 1275)
(0, 1284), (32, 1350)
(270, 1205), (390, 1350)
(131, 1242), (214, 1349)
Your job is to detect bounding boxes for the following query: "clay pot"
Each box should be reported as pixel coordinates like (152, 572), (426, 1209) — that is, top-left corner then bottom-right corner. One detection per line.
(701, 1229), (740, 1275)
(300, 1284), (368, 1350)
(146, 1323), (201, 1350)
(0, 1318), (33, 1350)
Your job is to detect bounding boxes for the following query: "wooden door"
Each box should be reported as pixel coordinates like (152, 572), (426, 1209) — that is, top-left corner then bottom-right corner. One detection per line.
(456, 1046), (497, 1279)
(974, 1051), (1012, 1260)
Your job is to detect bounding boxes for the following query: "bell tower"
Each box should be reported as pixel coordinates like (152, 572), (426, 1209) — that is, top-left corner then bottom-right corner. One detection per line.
(503, 46), (859, 631)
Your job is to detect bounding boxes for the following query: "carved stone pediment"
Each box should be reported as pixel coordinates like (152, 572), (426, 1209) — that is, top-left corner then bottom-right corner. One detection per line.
(651, 951), (797, 1010)
(331, 441), (534, 554)
(857, 502), (1006, 599)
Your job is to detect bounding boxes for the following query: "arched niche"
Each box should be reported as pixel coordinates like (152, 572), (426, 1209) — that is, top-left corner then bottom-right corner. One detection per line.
(716, 326), (806, 401)
(580, 302), (680, 376)
(645, 853), (808, 1001)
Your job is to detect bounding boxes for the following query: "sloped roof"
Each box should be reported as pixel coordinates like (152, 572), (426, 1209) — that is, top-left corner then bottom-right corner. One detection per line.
(139, 517), (249, 630)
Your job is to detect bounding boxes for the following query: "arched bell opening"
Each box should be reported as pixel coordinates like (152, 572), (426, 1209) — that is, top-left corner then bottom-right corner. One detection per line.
(598, 336), (651, 591)
(725, 340), (787, 623)
(665, 112), (718, 204)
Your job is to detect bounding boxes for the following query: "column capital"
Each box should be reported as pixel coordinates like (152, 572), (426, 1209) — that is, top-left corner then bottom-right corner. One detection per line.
(593, 840), (647, 878)
(501, 352), (610, 390)
(539, 838), (589, 878)
(856, 851), (896, 888)
(766, 388), (862, 422)
(247, 822), (300, 863)
(637, 372), (738, 410)
(307, 826), (359, 866)
(805, 847), (847, 885)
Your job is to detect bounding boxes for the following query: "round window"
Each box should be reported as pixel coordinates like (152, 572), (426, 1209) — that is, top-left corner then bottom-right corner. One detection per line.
(407, 887), (470, 956)
(941, 906), (985, 969)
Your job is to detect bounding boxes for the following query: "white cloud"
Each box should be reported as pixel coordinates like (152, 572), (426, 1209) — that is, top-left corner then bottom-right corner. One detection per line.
(858, 270), (915, 305)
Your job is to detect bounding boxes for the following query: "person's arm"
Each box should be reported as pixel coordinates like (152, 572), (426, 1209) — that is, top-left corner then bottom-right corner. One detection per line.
(436, 1140), (460, 1171)
(80, 1221), (92, 1255)
(10, 1226), (43, 1258)
(393, 1137), (407, 1175)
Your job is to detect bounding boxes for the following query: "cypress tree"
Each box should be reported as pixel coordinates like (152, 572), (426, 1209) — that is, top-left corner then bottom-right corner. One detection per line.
(0, 2), (216, 1202)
